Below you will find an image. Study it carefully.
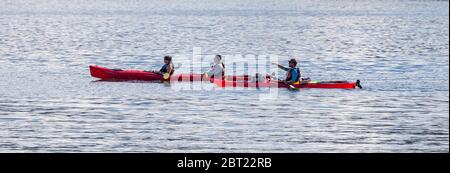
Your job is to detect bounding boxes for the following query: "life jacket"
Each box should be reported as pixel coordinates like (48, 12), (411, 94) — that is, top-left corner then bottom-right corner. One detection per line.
(160, 63), (174, 75)
(286, 67), (301, 84)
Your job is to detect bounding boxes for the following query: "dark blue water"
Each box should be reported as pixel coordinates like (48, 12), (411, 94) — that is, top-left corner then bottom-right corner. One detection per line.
(0, 0), (448, 152)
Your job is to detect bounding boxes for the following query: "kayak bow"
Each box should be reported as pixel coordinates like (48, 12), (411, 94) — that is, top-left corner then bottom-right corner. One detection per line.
(89, 65), (250, 81)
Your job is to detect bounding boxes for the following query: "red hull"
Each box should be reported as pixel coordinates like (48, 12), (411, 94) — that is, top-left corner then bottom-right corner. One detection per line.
(213, 79), (359, 89)
(89, 65), (249, 82)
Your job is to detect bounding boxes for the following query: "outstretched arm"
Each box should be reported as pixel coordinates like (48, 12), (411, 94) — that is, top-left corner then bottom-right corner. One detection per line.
(271, 62), (289, 71)
(146, 70), (162, 75)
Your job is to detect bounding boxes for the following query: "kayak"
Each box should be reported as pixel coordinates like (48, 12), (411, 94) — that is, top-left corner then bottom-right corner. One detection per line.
(213, 78), (361, 89)
(90, 65), (361, 89)
(89, 65), (250, 81)
(214, 79), (361, 89)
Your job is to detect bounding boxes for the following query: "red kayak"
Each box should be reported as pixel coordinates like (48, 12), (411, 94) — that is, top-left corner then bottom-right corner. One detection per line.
(89, 65), (249, 81)
(213, 78), (361, 89)
(90, 65), (361, 89)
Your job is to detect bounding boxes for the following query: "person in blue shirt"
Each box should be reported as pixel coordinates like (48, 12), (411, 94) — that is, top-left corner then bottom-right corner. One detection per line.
(272, 58), (301, 85)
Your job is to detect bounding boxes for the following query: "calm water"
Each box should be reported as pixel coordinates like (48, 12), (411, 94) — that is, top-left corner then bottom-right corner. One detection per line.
(0, 0), (448, 152)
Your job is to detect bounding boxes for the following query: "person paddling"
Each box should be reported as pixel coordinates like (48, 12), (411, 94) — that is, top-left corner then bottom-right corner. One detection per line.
(153, 55), (174, 80)
(272, 58), (301, 85)
(204, 55), (225, 80)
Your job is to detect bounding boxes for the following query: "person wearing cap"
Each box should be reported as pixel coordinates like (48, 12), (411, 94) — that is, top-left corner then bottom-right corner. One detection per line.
(272, 58), (301, 85)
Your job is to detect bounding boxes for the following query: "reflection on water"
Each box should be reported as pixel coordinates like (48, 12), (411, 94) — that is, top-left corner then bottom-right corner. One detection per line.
(0, 0), (448, 152)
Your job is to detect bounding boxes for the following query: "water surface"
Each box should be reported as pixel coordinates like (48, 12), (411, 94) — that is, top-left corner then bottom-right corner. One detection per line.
(0, 0), (448, 152)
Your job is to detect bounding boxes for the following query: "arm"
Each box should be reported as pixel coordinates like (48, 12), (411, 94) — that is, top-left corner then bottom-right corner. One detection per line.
(271, 63), (289, 71)
(167, 63), (174, 75)
(147, 70), (162, 75)
(206, 64), (223, 77)
(205, 67), (213, 77)
(285, 78), (295, 84)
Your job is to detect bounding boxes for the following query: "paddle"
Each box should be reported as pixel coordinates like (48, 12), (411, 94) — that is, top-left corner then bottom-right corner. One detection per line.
(284, 81), (298, 90)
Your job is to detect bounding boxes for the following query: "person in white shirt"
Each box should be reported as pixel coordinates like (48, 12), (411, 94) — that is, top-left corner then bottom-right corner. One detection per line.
(204, 55), (225, 80)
